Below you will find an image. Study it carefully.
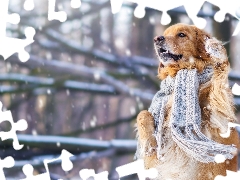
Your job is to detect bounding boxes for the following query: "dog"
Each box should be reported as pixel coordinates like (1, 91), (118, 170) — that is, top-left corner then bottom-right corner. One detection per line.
(135, 23), (239, 180)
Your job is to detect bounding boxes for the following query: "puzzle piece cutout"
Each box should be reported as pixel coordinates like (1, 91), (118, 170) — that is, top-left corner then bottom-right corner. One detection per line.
(207, 0), (240, 36)
(0, 156), (15, 180)
(0, 0), (36, 62)
(207, 0), (240, 23)
(219, 122), (240, 138)
(79, 159), (157, 180)
(232, 83), (240, 96)
(71, 0), (81, 9)
(24, 0), (35, 11)
(110, 0), (240, 35)
(48, 0), (67, 22)
(79, 169), (109, 180)
(20, 149), (74, 180)
(44, 149), (74, 172)
(182, 0), (207, 29)
(215, 170), (240, 180)
(116, 159), (158, 180)
(0, 1), (238, 179)
(21, 164), (51, 180)
(0, 101), (28, 150)
(110, 0), (184, 25)
(214, 154), (226, 163)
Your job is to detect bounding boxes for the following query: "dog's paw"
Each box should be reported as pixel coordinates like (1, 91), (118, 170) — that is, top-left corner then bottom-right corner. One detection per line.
(137, 110), (155, 139)
(205, 38), (227, 63)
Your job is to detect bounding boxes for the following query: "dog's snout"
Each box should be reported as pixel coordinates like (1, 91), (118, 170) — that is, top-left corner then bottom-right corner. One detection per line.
(154, 36), (165, 42)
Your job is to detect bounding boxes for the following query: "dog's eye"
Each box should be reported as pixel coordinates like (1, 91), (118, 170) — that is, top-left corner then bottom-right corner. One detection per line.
(178, 33), (186, 37)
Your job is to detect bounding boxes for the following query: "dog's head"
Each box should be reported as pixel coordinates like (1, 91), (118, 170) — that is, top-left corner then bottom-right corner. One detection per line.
(154, 23), (219, 79)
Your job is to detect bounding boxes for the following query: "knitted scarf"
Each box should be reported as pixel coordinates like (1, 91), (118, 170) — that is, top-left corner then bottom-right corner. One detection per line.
(148, 67), (236, 163)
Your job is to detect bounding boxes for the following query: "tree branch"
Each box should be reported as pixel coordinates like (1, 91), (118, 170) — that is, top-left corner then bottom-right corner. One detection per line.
(0, 134), (137, 153)
(7, 55), (154, 102)
(61, 114), (138, 136)
(45, 29), (158, 69)
(0, 73), (117, 95)
(11, 149), (116, 170)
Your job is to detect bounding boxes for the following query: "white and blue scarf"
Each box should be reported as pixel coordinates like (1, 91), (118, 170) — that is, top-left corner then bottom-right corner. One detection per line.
(148, 67), (236, 163)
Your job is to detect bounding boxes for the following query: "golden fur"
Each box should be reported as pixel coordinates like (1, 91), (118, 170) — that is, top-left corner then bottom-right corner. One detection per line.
(136, 23), (239, 180)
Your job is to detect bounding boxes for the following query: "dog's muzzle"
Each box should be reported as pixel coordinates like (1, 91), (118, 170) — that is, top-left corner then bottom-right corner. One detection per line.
(159, 47), (183, 61)
(154, 36), (183, 61)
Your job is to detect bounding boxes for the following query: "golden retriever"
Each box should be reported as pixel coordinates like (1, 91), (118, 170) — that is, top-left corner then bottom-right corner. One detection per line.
(136, 23), (239, 180)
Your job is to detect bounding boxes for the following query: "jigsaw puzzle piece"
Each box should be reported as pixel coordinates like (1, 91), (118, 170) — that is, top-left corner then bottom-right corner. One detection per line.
(206, 0), (240, 36)
(44, 149), (74, 172)
(0, 102), (28, 150)
(20, 150), (74, 180)
(79, 169), (109, 180)
(219, 122), (240, 138)
(110, 0), (183, 25)
(70, 0), (81, 9)
(233, 21), (240, 36)
(0, 0), (20, 37)
(232, 83), (240, 96)
(18, 27), (36, 62)
(48, 0), (67, 22)
(60, 149), (74, 171)
(0, 1), (8, 38)
(0, 156), (15, 180)
(109, 0), (240, 32)
(0, 28), (36, 62)
(20, 164), (51, 180)
(134, 2), (146, 19)
(207, 0), (240, 22)
(132, 0), (183, 24)
(0, 0), (36, 62)
(110, 0), (124, 14)
(7, 13), (20, 25)
(183, 0), (206, 29)
(146, 0), (183, 25)
(215, 170), (240, 180)
(24, 0), (35, 11)
(116, 159), (158, 180)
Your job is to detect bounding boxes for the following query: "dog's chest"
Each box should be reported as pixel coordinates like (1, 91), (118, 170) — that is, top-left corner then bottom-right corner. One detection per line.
(156, 142), (199, 180)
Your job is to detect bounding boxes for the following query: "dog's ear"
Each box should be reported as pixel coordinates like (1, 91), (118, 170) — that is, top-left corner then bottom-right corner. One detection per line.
(193, 27), (211, 61)
(194, 27), (229, 70)
(205, 38), (228, 64)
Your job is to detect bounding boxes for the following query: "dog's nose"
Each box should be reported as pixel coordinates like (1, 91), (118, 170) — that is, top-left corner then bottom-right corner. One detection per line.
(154, 36), (165, 42)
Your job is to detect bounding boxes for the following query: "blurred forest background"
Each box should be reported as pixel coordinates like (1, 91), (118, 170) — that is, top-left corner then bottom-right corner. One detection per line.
(0, 0), (240, 179)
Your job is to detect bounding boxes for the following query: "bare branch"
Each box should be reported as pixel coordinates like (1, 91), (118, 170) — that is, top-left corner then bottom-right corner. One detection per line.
(0, 134), (137, 153)
(0, 73), (117, 95)
(7, 55), (154, 102)
(11, 149), (116, 170)
(229, 71), (240, 81)
(61, 114), (138, 136)
(45, 29), (158, 69)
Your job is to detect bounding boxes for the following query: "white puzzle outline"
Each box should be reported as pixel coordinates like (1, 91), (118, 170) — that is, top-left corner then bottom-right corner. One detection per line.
(20, 149), (74, 180)
(0, 0), (83, 62)
(0, 0), (240, 179)
(0, 99), (159, 180)
(0, 0), (36, 62)
(0, 101), (28, 150)
(110, 0), (240, 35)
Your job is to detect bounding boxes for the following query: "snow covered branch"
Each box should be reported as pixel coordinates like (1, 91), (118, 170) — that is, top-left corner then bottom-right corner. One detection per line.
(62, 114), (137, 136)
(0, 134), (137, 155)
(0, 73), (116, 95)
(7, 55), (154, 102)
(12, 149), (116, 170)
